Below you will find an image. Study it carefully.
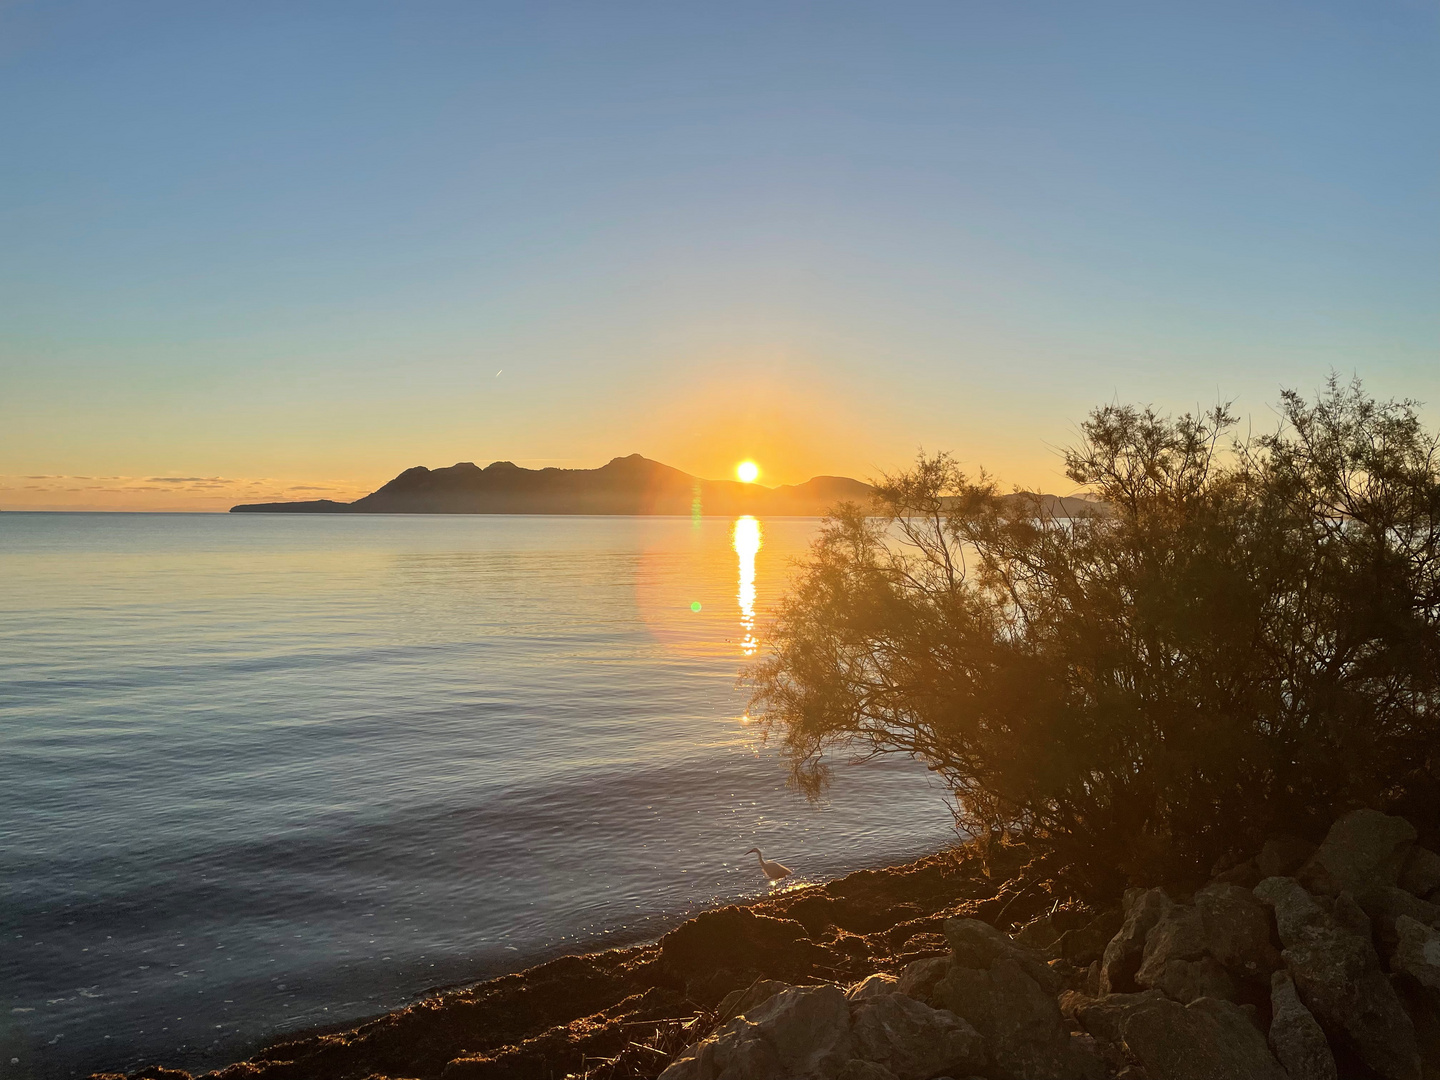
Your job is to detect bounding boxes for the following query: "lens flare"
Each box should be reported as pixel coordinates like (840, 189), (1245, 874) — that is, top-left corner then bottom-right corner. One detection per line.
(736, 460), (760, 483)
(733, 515), (762, 655)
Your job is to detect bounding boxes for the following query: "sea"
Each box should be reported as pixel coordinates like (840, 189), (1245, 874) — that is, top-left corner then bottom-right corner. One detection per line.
(0, 513), (955, 1080)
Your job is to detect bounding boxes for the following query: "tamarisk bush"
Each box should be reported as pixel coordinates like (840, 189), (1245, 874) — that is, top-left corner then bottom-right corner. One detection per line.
(748, 378), (1440, 889)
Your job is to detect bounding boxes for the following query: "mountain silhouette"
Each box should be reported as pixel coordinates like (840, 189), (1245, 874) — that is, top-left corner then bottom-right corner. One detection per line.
(230, 454), (875, 515)
(230, 454), (1104, 517)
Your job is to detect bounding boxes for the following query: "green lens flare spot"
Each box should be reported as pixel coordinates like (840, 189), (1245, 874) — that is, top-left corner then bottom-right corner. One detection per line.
(690, 601), (702, 612)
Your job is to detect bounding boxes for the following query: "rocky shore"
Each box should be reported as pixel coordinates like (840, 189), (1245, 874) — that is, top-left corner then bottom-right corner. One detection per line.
(97, 809), (1440, 1080)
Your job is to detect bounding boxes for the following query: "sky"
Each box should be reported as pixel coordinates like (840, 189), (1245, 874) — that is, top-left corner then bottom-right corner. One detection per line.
(1, 1), (1436, 510)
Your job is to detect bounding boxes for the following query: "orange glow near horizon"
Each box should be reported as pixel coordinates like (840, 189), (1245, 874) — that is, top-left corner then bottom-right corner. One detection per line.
(736, 460), (760, 483)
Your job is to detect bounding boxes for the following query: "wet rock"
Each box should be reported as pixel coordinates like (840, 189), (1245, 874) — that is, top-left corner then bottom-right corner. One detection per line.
(846, 974), (899, 1001)
(1268, 971), (1337, 1080)
(894, 956), (951, 1005)
(1297, 810), (1417, 898)
(1359, 888), (1440, 948)
(1401, 848), (1440, 900)
(1117, 995), (1288, 1080)
(1393, 916), (1440, 992)
(1259, 835), (1318, 880)
(1099, 888), (1172, 994)
(935, 957), (1099, 1079)
(1255, 876), (1421, 1080)
(942, 917), (1062, 995)
(848, 992), (987, 1080)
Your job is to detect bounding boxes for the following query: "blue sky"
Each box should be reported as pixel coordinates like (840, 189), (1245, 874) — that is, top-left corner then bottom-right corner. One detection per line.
(1, 1), (1435, 508)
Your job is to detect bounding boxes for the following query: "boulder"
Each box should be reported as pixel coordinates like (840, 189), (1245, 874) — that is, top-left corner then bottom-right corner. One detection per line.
(1139, 954), (1239, 1004)
(846, 974), (899, 1001)
(1297, 810), (1417, 898)
(1194, 882), (1284, 975)
(1056, 910), (1124, 967)
(1069, 989), (1169, 1043)
(1358, 887), (1440, 948)
(943, 918), (1062, 995)
(1259, 835), (1318, 880)
(1393, 916), (1440, 992)
(847, 992), (987, 1080)
(661, 983), (989, 1080)
(1255, 876), (1421, 1080)
(1116, 995), (1288, 1080)
(1268, 970), (1338, 1080)
(895, 956), (951, 1005)
(935, 957), (1099, 1079)
(660, 984), (853, 1080)
(716, 980), (794, 1023)
(1401, 847), (1440, 901)
(1099, 888), (1172, 994)
(1131, 882), (1278, 1002)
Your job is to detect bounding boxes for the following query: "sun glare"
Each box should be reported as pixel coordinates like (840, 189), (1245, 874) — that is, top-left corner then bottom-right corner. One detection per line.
(736, 460), (760, 484)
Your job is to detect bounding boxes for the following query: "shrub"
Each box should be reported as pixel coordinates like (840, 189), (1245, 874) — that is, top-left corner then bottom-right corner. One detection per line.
(747, 378), (1440, 891)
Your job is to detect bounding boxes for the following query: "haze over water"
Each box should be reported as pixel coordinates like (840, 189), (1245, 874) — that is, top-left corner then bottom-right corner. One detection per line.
(0, 513), (953, 1079)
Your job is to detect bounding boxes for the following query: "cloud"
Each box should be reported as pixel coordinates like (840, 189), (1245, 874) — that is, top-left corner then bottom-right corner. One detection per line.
(0, 474), (373, 511)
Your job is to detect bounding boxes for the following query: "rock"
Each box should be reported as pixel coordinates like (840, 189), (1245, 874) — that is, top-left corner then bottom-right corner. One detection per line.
(1117, 995), (1288, 1080)
(1132, 882), (1278, 1002)
(1194, 882), (1284, 975)
(1359, 887), (1440, 947)
(717, 980), (794, 1023)
(1141, 954), (1239, 1004)
(895, 956), (951, 1005)
(1297, 809), (1417, 898)
(943, 918), (1062, 995)
(1057, 910), (1123, 967)
(1070, 989), (1168, 1043)
(1259, 835), (1318, 880)
(1393, 916), (1440, 992)
(935, 957), (1098, 1079)
(1391, 976), (1440, 1080)
(1014, 915), (1063, 953)
(1099, 888), (1172, 994)
(847, 992), (987, 1080)
(846, 974), (899, 1001)
(1268, 971), (1338, 1080)
(660, 984), (854, 1080)
(1255, 876), (1421, 1080)
(1401, 847), (1440, 900)
(835, 1062), (897, 1080)
(1212, 858), (1262, 889)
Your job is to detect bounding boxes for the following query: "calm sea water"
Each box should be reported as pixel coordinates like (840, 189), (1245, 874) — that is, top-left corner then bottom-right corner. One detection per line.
(0, 513), (954, 1079)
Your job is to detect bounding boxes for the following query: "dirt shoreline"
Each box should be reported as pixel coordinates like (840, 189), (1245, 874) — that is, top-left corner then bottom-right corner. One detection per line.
(97, 843), (1057, 1080)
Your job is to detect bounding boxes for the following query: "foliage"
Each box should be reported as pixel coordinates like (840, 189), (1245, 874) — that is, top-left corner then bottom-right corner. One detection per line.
(747, 378), (1440, 890)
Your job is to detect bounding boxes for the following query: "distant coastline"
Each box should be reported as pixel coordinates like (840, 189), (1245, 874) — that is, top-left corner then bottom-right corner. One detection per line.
(230, 453), (1104, 517)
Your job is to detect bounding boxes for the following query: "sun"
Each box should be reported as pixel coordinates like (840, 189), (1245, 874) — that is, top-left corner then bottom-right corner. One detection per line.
(736, 460), (760, 484)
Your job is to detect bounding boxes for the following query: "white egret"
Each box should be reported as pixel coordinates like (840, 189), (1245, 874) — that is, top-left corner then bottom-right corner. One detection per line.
(744, 847), (792, 882)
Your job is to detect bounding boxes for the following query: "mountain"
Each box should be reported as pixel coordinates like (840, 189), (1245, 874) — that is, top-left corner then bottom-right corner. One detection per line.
(230, 454), (1106, 518)
(230, 454), (875, 516)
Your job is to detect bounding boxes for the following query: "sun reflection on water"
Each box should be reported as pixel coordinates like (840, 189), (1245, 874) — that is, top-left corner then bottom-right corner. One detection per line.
(733, 515), (762, 656)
